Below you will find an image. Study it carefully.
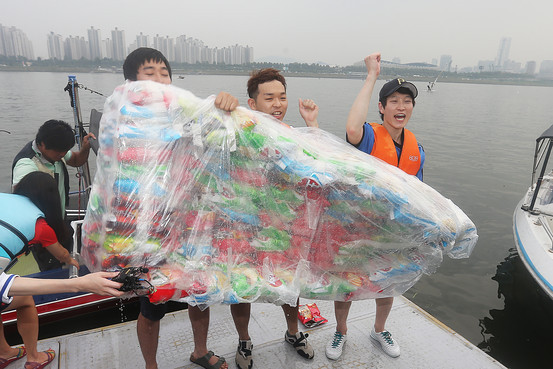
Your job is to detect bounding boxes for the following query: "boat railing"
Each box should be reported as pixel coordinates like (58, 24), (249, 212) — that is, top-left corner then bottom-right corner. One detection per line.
(69, 219), (85, 278)
(538, 216), (553, 250)
(66, 209), (87, 218)
(525, 132), (553, 213)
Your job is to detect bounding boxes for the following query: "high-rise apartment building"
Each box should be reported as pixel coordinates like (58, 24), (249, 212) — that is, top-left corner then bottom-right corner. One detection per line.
(88, 27), (102, 60)
(153, 34), (175, 62)
(111, 27), (126, 61)
(47, 32), (64, 60)
(495, 37), (511, 70)
(174, 35), (187, 63)
(64, 36), (89, 60)
(103, 38), (113, 59)
(243, 45), (253, 64)
(136, 32), (149, 48)
(174, 36), (204, 64)
(439, 55), (452, 72)
(40, 27), (252, 64)
(0, 24), (34, 59)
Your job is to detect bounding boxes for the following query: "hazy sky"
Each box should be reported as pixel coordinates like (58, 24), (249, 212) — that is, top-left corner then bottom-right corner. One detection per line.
(3, 0), (552, 68)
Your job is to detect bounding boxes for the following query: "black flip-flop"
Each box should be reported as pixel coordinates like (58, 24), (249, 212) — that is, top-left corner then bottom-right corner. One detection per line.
(190, 350), (226, 369)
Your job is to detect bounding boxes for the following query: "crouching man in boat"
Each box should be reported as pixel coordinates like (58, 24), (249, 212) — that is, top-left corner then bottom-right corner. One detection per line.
(228, 68), (319, 369)
(12, 119), (95, 272)
(325, 53), (424, 361)
(0, 172), (124, 369)
(122, 47), (238, 369)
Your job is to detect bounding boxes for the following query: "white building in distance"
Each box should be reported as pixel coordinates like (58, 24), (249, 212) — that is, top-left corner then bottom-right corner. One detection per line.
(0, 24), (34, 59)
(47, 31), (64, 60)
(88, 27), (102, 60)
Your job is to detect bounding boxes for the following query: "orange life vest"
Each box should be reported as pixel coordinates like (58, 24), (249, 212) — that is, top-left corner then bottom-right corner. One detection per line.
(369, 123), (421, 176)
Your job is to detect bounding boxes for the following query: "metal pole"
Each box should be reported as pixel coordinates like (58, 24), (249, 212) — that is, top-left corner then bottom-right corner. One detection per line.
(65, 75), (93, 278)
(66, 75), (92, 201)
(528, 139), (553, 212)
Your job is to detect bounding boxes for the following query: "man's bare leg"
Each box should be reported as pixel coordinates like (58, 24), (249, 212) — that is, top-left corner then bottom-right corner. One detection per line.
(189, 306), (228, 368)
(137, 313), (160, 369)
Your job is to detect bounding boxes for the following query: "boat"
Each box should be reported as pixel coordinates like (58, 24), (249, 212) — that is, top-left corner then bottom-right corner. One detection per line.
(513, 124), (553, 300)
(1, 76), (138, 332)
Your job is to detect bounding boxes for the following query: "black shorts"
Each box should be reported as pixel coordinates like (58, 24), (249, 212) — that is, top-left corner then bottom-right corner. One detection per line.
(139, 295), (167, 321)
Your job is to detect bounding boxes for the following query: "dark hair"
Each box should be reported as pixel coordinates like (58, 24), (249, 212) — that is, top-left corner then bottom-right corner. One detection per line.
(13, 172), (66, 241)
(123, 47), (172, 81)
(379, 87), (416, 121)
(36, 120), (75, 152)
(247, 68), (286, 99)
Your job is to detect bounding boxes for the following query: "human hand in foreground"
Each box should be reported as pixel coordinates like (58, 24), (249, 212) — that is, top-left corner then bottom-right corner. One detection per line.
(364, 52), (381, 79)
(345, 52), (381, 145)
(299, 98), (319, 128)
(76, 272), (125, 296)
(215, 92), (239, 112)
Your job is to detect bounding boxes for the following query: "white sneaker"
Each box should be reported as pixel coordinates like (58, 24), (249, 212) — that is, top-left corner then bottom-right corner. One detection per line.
(284, 330), (314, 359)
(325, 331), (347, 360)
(370, 328), (400, 357)
(235, 339), (253, 369)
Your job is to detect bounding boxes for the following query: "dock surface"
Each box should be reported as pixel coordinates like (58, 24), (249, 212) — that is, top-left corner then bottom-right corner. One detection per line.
(25, 297), (504, 369)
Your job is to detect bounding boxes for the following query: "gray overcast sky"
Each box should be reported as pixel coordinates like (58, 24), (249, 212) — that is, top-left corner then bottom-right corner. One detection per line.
(3, 0), (552, 68)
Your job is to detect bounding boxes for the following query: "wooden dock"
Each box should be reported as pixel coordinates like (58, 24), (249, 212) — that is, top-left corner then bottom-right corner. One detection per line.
(24, 297), (505, 369)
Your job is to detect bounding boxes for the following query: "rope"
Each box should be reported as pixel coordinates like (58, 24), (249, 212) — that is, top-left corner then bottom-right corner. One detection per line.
(79, 84), (106, 97)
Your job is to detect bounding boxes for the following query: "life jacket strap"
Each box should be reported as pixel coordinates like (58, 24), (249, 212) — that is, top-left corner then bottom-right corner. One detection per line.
(0, 219), (31, 263)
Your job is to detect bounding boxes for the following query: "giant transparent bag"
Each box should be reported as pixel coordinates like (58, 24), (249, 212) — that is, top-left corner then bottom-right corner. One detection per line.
(82, 81), (478, 307)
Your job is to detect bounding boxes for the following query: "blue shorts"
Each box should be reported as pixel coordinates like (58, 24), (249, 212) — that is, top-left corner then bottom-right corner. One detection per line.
(139, 295), (167, 321)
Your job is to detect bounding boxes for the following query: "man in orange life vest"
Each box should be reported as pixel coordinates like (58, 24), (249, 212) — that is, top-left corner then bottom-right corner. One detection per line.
(325, 52), (424, 361)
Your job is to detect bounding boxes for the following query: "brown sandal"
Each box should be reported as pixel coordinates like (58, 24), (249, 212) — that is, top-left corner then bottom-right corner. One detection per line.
(190, 350), (226, 369)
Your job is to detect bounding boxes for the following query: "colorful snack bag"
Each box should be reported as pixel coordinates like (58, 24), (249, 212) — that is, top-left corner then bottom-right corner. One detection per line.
(298, 303), (328, 328)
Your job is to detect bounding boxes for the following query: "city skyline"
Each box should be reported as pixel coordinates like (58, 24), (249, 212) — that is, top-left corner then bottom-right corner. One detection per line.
(43, 27), (254, 65)
(3, 24), (548, 75)
(2, 0), (553, 69)
(1, 23), (549, 75)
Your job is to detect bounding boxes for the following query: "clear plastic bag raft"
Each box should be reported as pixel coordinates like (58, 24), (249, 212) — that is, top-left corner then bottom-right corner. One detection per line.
(82, 81), (478, 307)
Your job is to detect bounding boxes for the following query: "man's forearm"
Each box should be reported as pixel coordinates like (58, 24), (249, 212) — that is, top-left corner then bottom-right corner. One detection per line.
(346, 74), (378, 143)
(68, 147), (91, 167)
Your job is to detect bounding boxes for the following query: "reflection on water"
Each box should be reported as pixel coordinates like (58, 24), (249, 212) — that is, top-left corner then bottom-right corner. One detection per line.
(478, 249), (553, 369)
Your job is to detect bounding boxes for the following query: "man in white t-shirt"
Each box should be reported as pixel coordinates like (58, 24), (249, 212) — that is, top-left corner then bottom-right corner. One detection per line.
(12, 119), (95, 270)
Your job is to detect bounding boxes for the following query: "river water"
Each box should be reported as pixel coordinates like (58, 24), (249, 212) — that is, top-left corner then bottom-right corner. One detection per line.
(1, 71), (553, 368)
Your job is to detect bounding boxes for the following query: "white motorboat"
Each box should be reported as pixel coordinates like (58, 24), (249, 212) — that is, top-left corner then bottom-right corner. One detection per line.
(513, 124), (553, 299)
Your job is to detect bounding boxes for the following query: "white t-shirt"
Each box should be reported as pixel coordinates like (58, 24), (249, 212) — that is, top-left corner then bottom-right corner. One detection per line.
(0, 273), (17, 305)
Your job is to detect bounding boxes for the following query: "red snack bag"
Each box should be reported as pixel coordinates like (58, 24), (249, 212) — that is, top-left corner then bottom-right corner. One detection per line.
(298, 303), (328, 328)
